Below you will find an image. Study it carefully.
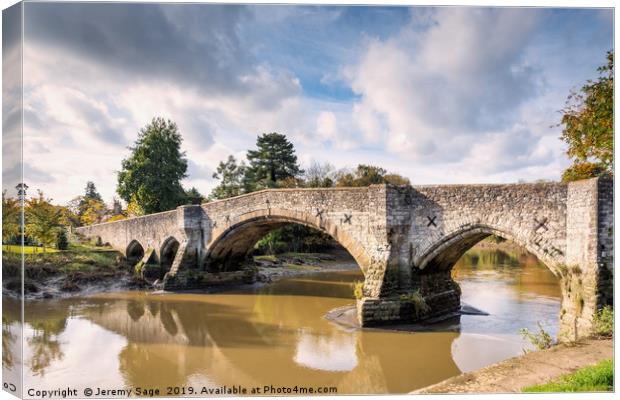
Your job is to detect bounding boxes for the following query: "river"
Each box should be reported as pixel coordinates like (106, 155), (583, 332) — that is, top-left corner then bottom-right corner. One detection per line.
(2, 246), (561, 396)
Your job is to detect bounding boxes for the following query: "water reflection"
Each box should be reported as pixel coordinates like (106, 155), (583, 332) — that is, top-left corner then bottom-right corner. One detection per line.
(5, 246), (561, 396)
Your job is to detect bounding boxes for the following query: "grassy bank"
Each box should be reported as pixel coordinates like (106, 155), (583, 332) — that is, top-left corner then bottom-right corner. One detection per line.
(523, 358), (613, 392)
(3, 245), (59, 254)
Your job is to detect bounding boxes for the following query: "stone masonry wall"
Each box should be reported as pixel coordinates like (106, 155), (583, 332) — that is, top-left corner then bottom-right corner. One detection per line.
(75, 210), (180, 259)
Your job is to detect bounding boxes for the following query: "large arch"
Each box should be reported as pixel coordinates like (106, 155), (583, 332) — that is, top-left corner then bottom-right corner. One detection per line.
(204, 208), (371, 275)
(126, 240), (145, 265)
(415, 224), (563, 276)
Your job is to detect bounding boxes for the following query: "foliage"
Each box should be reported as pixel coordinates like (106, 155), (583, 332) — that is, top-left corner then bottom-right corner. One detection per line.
(117, 117), (188, 213)
(254, 224), (334, 254)
(82, 181), (103, 203)
(304, 162), (335, 188)
(107, 214), (127, 222)
(126, 195), (145, 217)
(25, 191), (64, 253)
(245, 132), (303, 190)
(560, 51), (613, 180)
(2, 190), (21, 251)
(79, 197), (107, 226)
(56, 229), (69, 250)
(519, 321), (554, 352)
(400, 290), (431, 317)
(592, 306), (613, 337)
(384, 173), (411, 185)
(353, 281), (364, 300)
(523, 358), (613, 392)
(209, 155), (247, 200)
(561, 162), (607, 183)
(184, 187), (205, 205)
(335, 164), (410, 187)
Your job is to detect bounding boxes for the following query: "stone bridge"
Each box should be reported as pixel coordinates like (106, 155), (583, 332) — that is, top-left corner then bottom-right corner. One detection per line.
(75, 178), (613, 341)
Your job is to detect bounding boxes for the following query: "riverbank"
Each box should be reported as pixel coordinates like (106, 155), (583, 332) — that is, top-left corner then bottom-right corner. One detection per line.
(1, 248), (358, 299)
(2, 247), (148, 299)
(414, 338), (613, 393)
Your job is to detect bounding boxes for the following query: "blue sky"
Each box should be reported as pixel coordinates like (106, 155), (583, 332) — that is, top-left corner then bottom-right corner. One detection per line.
(7, 3), (614, 204)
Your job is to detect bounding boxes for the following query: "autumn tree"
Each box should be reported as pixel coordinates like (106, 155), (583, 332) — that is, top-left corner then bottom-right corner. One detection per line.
(2, 190), (20, 253)
(334, 164), (410, 187)
(25, 191), (63, 252)
(560, 51), (613, 182)
(117, 117), (188, 213)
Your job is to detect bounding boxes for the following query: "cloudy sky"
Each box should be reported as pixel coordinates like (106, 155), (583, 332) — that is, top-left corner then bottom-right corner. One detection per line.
(9, 3), (614, 204)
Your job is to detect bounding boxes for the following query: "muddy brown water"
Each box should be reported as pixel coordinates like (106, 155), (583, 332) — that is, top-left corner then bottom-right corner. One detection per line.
(2, 247), (561, 396)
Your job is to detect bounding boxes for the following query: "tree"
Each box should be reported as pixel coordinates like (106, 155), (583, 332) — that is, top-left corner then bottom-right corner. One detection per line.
(304, 162), (335, 188)
(56, 229), (69, 250)
(209, 156), (247, 200)
(334, 164), (411, 187)
(83, 181), (103, 202)
(126, 195), (144, 217)
(117, 117), (188, 213)
(2, 190), (20, 253)
(245, 133), (303, 190)
(384, 173), (411, 186)
(184, 187), (205, 205)
(560, 51), (613, 182)
(79, 198), (107, 226)
(25, 191), (63, 252)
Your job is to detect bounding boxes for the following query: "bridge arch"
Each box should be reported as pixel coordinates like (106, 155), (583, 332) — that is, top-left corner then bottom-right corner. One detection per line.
(415, 224), (563, 276)
(160, 236), (181, 272)
(204, 207), (371, 274)
(126, 240), (145, 265)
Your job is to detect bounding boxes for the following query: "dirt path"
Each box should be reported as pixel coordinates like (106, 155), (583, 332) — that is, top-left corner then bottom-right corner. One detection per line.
(414, 338), (613, 393)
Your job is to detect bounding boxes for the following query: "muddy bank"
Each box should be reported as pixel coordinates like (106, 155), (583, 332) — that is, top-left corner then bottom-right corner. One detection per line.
(2, 250), (359, 299)
(413, 338), (613, 393)
(2, 250), (149, 299)
(254, 250), (358, 283)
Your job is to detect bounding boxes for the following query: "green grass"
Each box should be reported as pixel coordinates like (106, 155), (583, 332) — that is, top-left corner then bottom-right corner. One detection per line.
(523, 359), (613, 392)
(3, 245), (59, 254)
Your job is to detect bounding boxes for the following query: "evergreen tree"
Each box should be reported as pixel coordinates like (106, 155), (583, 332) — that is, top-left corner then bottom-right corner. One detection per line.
(209, 155), (247, 200)
(83, 181), (103, 202)
(56, 229), (69, 250)
(117, 117), (188, 213)
(246, 133), (303, 190)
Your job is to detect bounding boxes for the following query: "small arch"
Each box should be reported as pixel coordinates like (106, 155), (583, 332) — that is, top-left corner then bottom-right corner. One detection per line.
(160, 237), (180, 273)
(126, 240), (145, 265)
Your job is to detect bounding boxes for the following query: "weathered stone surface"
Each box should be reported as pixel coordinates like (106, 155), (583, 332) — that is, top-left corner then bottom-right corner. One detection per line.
(76, 178), (613, 339)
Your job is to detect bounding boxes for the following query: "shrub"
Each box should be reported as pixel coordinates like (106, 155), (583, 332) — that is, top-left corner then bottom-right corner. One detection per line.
(400, 290), (431, 318)
(352, 281), (364, 300)
(593, 306), (613, 337)
(519, 321), (554, 352)
(56, 229), (69, 250)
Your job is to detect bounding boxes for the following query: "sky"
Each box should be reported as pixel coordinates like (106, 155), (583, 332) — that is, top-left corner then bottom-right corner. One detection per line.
(4, 3), (614, 204)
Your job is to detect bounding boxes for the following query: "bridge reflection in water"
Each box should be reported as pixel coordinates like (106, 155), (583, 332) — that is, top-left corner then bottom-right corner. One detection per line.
(3, 248), (562, 395)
